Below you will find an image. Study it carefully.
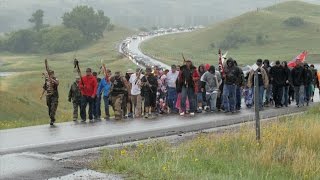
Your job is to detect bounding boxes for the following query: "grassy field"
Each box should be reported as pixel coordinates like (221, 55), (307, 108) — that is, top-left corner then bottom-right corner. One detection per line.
(141, 1), (320, 67)
(0, 26), (136, 129)
(94, 106), (320, 179)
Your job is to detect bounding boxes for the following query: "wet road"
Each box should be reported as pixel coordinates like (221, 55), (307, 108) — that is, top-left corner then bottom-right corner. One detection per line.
(0, 101), (316, 155)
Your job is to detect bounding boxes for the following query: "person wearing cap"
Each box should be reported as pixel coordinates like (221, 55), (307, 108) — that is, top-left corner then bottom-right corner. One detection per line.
(110, 71), (129, 120)
(166, 65), (179, 113)
(68, 77), (82, 121)
(129, 68), (144, 118)
(141, 67), (158, 118)
(79, 68), (98, 122)
(124, 69), (134, 118)
(177, 60), (199, 116)
(97, 69), (112, 120)
(41, 70), (59, 126)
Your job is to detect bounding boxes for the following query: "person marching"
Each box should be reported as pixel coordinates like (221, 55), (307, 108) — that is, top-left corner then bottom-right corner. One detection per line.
(93, 72), (102, 120)
(141, 67), (158, 118)
(110, 71), (129, 120)
(41, 70), (59, 126)
(97, 69), (112, 120)
(79, 68), (98, 122)
(68, 77), (82, 121)
(201, 65), (222, 112)
(129, 68), (144, 118)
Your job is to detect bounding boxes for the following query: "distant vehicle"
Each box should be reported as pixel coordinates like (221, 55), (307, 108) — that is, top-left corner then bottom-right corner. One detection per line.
(178, 27), (185, 31)
(132, 36), (138, 40)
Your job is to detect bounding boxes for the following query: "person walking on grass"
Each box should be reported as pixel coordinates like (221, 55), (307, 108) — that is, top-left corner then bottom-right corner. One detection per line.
(97, 69), (112, 120)
(41, 70), (59, 126)
(201, 65), (222, 112)
(68, 77), (82, 121)
(79, 68), (98, 122)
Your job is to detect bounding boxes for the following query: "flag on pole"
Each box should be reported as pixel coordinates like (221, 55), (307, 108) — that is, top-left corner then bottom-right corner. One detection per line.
(287, 51), (308, 68)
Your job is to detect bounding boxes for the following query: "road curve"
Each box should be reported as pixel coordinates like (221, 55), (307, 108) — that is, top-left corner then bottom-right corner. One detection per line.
(119, 28), (199, 70)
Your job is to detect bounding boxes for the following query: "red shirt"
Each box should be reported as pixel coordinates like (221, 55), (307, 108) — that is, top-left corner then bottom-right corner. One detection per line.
(79, 75), (98, 97)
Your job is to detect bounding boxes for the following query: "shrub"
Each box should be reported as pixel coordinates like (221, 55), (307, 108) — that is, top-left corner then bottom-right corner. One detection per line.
(218, 31), (250, 50)
(40, 26), (85, 53)
(4, 29), (39, 53)
(283, 17), (305, 27)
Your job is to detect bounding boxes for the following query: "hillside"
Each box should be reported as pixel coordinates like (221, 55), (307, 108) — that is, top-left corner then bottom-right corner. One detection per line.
(2, 0), (318, 32)
(0, 26), (136, 129)
(141, 1), (320, 66)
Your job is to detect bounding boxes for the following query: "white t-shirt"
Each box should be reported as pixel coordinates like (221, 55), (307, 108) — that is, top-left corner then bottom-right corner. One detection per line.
(129, 73), (144, 95)
(166, 71), (179, 88)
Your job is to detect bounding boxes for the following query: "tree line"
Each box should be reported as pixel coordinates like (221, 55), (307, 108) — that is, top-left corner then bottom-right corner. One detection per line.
(0, 6), (113, 54)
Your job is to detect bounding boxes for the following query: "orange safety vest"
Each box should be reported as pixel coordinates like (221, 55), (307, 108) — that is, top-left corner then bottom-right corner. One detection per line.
(317, 72), (320, 81)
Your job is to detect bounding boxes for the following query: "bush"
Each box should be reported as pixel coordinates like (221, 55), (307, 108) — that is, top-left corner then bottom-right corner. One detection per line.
(4, 29), (39, 53)
(40, 27), (86, 53)
(283, 17), (305, 27)
(218, 32), (250, 50)
(256, 33), (269, 45)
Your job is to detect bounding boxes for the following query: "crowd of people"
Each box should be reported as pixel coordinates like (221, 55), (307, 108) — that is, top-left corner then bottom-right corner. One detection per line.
(42, 58), (320, 125)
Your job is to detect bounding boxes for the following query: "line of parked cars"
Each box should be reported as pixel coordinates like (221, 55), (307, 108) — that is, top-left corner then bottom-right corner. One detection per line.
(120, 26), (204, 69)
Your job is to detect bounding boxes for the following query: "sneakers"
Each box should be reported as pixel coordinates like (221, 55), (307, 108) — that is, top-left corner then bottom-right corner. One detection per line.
(73, 118), (77, 121)
(144, 114), (149, 119)
(50, 122), (54, 126)
(128, 113), (133, 118)
(180, 112), (185, 116)
(190, 112), (195, 116)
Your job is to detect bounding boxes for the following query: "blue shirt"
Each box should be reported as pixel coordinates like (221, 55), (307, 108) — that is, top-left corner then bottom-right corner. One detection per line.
(97, 78), (111, 97)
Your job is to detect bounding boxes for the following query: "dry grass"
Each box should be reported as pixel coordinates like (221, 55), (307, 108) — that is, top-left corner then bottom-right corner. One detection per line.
(95, 106), (320, 179)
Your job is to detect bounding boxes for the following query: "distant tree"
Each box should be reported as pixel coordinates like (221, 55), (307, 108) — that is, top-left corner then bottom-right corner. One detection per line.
(29, 9), (44, 32)
(40, 26), (85, 53)
(218, 31), (250, 50)
(151, 26), (158, 31)
(139, 27), (149, 32)
(256, 33), (268, 45)
(210, 42), (215, 49)
(5, 29), (38, 53)
(62, 6), (110, 41)
(283, 17), (304, 27)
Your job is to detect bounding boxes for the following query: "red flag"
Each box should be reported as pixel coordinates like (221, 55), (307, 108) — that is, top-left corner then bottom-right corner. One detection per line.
(287, 51), (308, 68)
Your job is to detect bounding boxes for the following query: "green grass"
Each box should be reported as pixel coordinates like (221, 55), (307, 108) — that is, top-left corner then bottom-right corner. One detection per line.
(0, 26), (136, 129)
(94, 106), (320, 179)
(141, 1), (320, 67)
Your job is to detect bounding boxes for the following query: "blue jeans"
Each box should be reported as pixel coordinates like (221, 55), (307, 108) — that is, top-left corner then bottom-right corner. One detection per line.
(103, 96), (110, 117)
(181, 86), (196, 113)
(167, 87), (178, 112)
(223, 84), (236, 112)
(94, 96), (102, 118)
(252, 86), (264, 109)
(305, 84), (311, 103)
(206, 93), (218, 111)
(236, 86), (241, 110)
(295, 85), (305, 106)
(282, 86), (289, 106)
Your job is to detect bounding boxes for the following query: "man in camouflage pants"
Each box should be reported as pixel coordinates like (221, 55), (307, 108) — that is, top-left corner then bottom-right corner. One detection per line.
(110, 71), (129, 120)
(68, 77), (82, 121)
(41, 70), (59, 126)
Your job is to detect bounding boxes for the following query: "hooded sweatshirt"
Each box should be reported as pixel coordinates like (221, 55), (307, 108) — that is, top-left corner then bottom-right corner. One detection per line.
(223, 59), (241, 85)
(79, 75), (98, 97)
